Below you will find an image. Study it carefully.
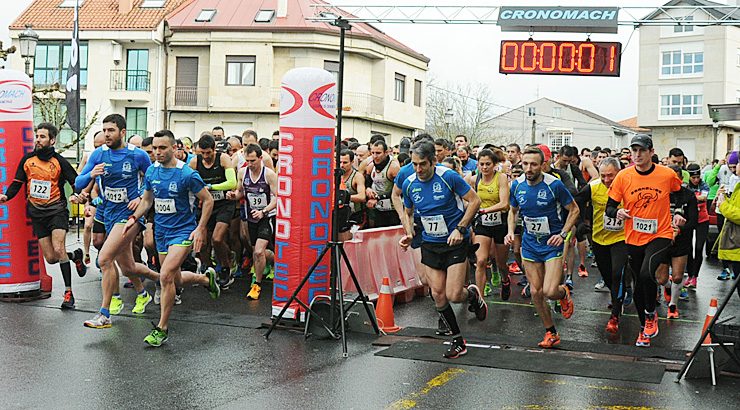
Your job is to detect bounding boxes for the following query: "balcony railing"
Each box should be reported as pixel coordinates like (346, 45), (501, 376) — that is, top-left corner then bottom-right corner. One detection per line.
(168, 86), (209, 107)
(110, 70), (151, 92)
(270, 88), (383, 116)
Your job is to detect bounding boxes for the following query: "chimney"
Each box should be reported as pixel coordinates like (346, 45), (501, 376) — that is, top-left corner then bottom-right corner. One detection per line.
(277, 0), (288, 18)
(119, 0), (135, 15)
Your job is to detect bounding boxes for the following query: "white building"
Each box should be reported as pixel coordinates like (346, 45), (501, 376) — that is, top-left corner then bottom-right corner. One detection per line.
(483, 97), (636, 152)
(637, 0), (740, 163)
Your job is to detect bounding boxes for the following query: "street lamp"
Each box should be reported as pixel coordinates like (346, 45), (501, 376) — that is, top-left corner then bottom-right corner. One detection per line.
(18, 24), (39, 77)
(444, 108), (454, 138)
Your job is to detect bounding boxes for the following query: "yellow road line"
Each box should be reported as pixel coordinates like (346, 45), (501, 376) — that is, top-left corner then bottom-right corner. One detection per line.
(543, 379), (662, 396)
(387, 368), (465, 409)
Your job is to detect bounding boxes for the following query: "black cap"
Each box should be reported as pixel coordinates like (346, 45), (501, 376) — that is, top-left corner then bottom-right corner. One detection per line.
(630, 134), (653, 150)
(399, 137), (411, 154)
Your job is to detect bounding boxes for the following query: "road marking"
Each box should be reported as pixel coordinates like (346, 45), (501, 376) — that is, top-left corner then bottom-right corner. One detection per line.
(388, 368), (465, 409)
(543, 379), (662, 396)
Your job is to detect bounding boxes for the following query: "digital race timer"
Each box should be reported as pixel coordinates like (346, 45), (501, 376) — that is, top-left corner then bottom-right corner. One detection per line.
(499, 40), (621, 77)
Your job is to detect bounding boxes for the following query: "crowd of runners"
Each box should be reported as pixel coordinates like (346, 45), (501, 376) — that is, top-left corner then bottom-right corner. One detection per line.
(2, 114), (740, 353)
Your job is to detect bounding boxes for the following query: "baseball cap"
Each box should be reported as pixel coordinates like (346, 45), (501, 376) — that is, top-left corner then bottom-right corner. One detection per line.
(399, 137), (411, 154)
(729, 151), (739, 165)
(630, 134), (653, 150)
(536, 144), (552, 162)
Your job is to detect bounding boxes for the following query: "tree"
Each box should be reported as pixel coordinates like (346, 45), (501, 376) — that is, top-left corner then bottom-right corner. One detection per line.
(425, 80), (496, 146)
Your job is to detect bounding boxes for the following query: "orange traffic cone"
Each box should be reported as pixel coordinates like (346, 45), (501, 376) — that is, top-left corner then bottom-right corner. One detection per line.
(375, 277), (401, 333)
(700, 298), (718, 345)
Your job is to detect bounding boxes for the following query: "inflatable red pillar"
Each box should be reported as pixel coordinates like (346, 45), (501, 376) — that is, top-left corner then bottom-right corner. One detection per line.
(0, 69), (45, 298)
(272, 67), (336, 320)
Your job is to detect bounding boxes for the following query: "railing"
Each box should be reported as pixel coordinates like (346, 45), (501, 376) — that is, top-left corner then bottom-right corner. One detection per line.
(110, 70), (151, 92)
(168, 86), (209, 107)
(270, 87), (383, 116)
(127, 129), (148, 138)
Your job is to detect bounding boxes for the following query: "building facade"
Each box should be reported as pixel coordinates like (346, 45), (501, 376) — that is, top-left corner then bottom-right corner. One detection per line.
(483, 97), (636, 152)
(637, 0), (740, 163)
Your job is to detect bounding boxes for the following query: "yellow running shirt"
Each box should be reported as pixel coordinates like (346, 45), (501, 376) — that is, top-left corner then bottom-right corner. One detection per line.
(589, 178), (625, 246)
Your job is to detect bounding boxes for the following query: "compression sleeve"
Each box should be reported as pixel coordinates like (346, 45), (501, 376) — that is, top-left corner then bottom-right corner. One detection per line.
(211, 167), (236, 191)
(605, 197), (620, 219)
(3, 155), (29, 200)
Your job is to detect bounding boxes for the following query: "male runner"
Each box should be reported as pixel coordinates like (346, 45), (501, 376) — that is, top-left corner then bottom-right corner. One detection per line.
(606, 134), (685, 347)
(505, 146), (579, 348)
(434, 139), (453, 164)
(338, 149), (366, 240)
(227, 143), (277, 300)
(0, 123), (85, 309)
(457, 145), (477, 176)
(190, 134), (237, 287)
(366, 140), (401, 227)
(212, 126), (225, 141)
(76, 114), (160, 328)
(400, 141), (483, 358)
(123, 130), (220, 346)
(79, 130), (106, 266)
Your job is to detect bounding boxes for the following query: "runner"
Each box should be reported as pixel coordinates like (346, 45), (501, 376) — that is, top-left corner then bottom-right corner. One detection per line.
(338, 149), (366, 241)
(434, 139), (454, 164)
(122, 129), (220, 346)
(237, 130), (274, 171)
(575, 157), (628, 333)
(366, 140), (401, 228)
(0, 123), (85, 309)
(467, 148), (511, 300)
(456, 145), (477, 176)
(76, 114), (160, 328)
(685, 163), (710, 289)
(79, 130), (106, 266)
(400, 141), (483, 358)
(505, 146), (579, 348)
(504, 143), (522, 177)
(227, 143), (277, 300)
(189, 134), (237, 288)
(606, 134), (685, 347)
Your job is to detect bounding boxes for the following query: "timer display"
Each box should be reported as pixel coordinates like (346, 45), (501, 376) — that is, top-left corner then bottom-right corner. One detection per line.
(499, 40), (621, 77)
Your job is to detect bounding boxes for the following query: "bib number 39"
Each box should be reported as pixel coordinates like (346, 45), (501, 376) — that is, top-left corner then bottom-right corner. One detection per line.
(247, 193), (267, 210)
(29, 179), (51, 200)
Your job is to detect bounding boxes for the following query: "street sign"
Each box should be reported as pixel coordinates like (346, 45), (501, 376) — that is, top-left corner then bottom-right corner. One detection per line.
(499, 40), (621, 77)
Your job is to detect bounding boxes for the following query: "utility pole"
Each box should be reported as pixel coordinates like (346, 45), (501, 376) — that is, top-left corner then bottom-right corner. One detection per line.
(531, 119), (536, 145)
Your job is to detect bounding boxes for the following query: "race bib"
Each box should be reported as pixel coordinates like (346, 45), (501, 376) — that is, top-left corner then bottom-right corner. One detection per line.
(211, 190), (225, 201)
(29, 179), (51, 200)
(421, 215), (449, 237)
(481, 211), (502, 227)
(105, 187), (128, 204)
(603, 215), (624, 232)
(247, 193), (267, 210)
(633, 217), (657, 234)
(375, 198), (393, 211)
(524, 216), (550, 235)
(154, 198), (176, 214)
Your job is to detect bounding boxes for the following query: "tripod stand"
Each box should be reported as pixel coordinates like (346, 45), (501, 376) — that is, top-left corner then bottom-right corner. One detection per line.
(264, 16), (379, 357)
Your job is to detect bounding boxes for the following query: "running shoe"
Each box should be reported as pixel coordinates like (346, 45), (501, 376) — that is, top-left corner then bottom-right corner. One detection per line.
(61, 290), (75, 310)
(679, 287), (689, 300)
(577, 264), (588, 278)
(508, 262), (522, 274)
(624, 287), (633, 307)
(718, 269), (732, 281)
(218, 274), (235, 290)
(246, 283), (261, 300)
(560, 286), (574, 319)
(144, 324), (168, 347)
(83, 313), (111, 329)
(241, 255), (252, 272)
(205, 268), (220, 299)
(683, 277), (692, 287)
(538, 331), (561, 348)
(663, 286), (671, 304)
(443, 337), (467, 359)
(229, 251), (238, 276)
(501, 279), (511, 301)
(124, 279), (134, 289)
(564, 275), (574, 292)
(175, 292), (182, 305)
(667, 305), (679, 319)
(436, 317), (452, 336)
(590, 261), (598, 268)
(517, 276), (529, 287)
(587, 249), (594, 259)
(265, 264), (275, 281)
(491, 270), (501, 287)
(689, 277), (698, 288)
(109, 295), (124, 315)
(635, 332), (650, 347)
(521, 283), (531, 298)
(467, 284), (487, 321)
(594, 279), (607, 292)
(132, 292), (152, 314)
(605, 315), (619, 334)
(549, 299), (561, 314)
(84, 253), (91, 266)
(73, 249), (87, 277)
(154, 286), (161, 305)
(644, 313), (659, 338)
(483, 282), (492, 297)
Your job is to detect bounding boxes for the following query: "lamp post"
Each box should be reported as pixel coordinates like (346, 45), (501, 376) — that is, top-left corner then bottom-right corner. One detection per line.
(444, 108), (453, 138)
(18, 24), (39, 78)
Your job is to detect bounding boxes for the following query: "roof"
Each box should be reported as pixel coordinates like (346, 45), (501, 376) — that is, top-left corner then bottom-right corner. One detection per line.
(166, 0), (429, 63)
(642, 0), (740, 22)
(618, 116), (651, 133)
(10, 0), (191, 31)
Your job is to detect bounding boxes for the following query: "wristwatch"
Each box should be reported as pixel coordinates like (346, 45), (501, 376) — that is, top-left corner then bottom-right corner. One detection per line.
(559, 231), (568, 240)
(456, 225), (467, 234)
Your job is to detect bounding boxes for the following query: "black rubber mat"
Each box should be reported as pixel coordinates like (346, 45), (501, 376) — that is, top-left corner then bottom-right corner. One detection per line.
(395, 326), (687, 361)
(376, 340), (667, 384)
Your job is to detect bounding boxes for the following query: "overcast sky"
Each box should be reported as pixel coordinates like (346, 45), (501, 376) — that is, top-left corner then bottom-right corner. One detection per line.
(2, 0), (696, 121)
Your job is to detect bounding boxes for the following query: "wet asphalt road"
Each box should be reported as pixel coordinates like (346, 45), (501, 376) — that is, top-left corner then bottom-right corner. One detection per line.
(1, 234), (740, 409)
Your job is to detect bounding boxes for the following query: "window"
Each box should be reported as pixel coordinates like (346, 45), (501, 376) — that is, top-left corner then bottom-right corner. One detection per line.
(324, 60), (339, 82)
(414, 79), (422, 107)
(661, 51), (703, 76)
(660, 93), (702, 117)
(527, 107), (536, 116)
(394, 73), (405, 102)
(195, 9), (216, 22)
(552, 107), (562, 118)
(674, 16), (694, 33)
(126, 49), (149, 91)
(59, 0), (84, 7)
(33, 99), (86, 149)
(125, 107), (147, 138)
(547, 130), (572, 152)
(254, 10), (275, 23)
(141, 0), (165, 7)
(226, 56), (255, 86)
(34, 41), (88, 87)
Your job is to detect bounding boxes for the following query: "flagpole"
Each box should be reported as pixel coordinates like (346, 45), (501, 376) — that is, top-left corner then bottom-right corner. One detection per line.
(73, 0), (81, 240)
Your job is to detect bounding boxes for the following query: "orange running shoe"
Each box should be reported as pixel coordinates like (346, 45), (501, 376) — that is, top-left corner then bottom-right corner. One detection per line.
(667, 305), (679, 319)
(644, 313), (659, 338)
(605, 315), (619, 334)
(635, 332), (650, 347)
(560, 286), (574, 319)
(538, 331), (561, 348)
(508, 262), (521, 274)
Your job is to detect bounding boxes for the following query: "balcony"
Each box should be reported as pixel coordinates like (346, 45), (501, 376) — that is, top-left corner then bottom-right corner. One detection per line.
(270, 88), (383, 117)
(167, 86), (209, 108)
(110, 70), (151, 92)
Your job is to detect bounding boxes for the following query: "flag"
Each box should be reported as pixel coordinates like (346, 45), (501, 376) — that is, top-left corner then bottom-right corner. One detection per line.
(65, 0), (80, 133)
